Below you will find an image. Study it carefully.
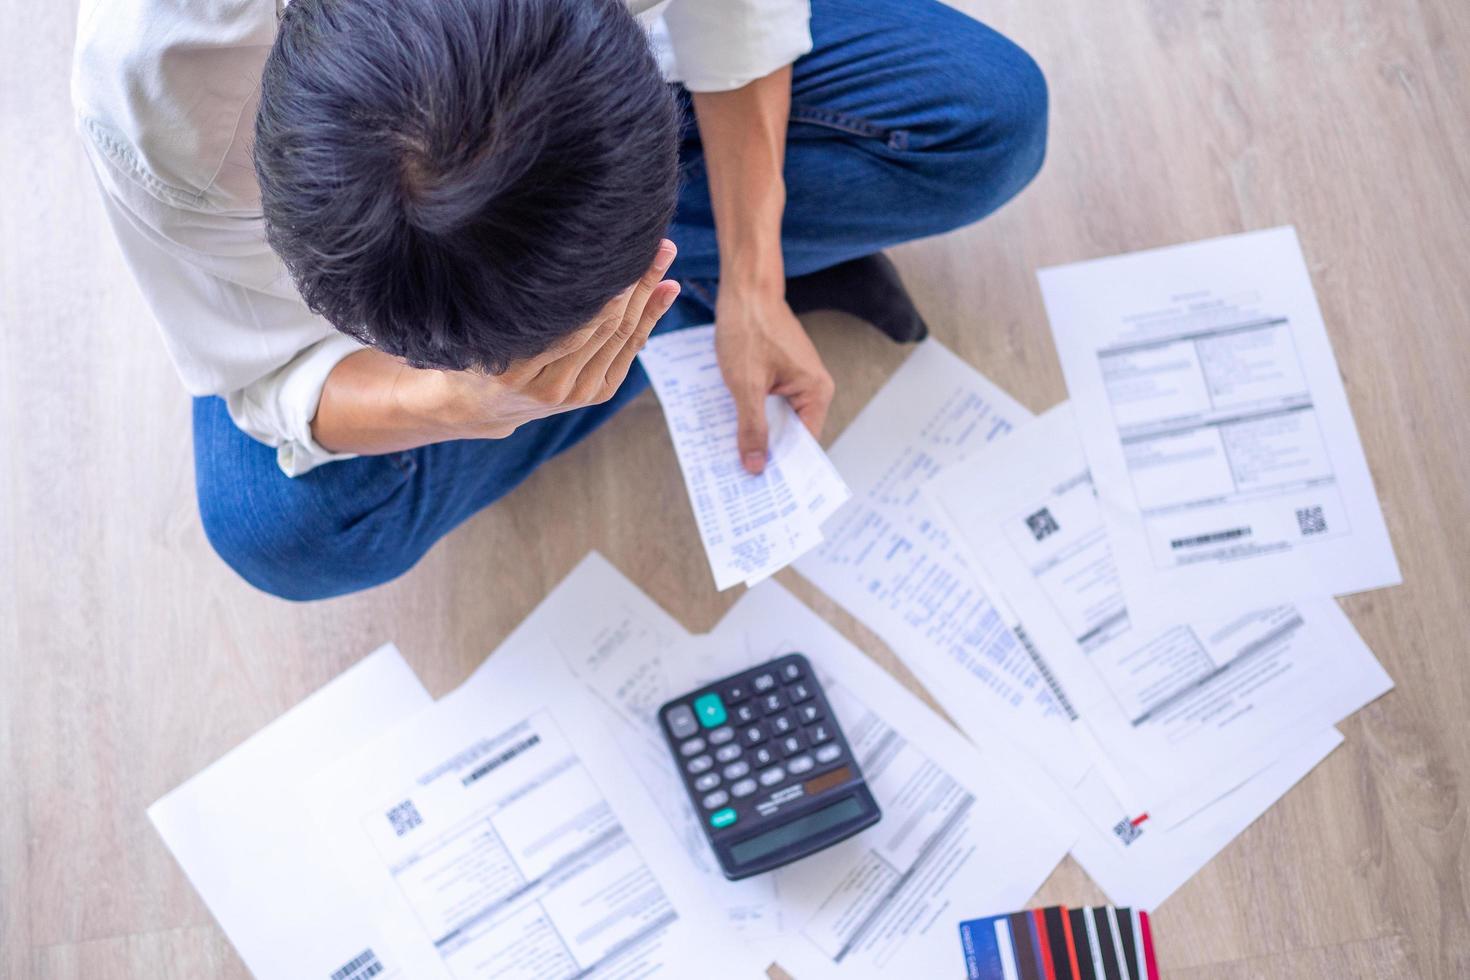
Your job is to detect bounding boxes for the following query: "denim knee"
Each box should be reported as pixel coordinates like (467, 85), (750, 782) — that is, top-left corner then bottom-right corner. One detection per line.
(195, 450), (420, 602)
(928, 34), (1050, 223)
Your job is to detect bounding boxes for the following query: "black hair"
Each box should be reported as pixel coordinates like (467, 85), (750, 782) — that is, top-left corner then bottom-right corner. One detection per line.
(254, 0), (679, 373)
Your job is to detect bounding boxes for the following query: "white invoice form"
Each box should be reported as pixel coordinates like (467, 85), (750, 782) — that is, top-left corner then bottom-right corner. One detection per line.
(149, 646), (433, 980)
(531, 553), (1069, 978)
(1040, 227), (1400, 627)
(794, 340), (1084, 780)
(640, 324), (849, 590)
(926, 404), (1392, 828)
(302, 616), (766, 979)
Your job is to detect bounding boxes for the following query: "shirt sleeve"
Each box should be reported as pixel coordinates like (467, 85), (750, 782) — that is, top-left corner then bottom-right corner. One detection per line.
(658, 0), (812, 92)
(79, 128), (365, 477)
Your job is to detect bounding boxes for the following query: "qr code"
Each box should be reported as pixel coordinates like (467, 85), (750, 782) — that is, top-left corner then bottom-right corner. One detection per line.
(1112, 816), (1144, 847)
(386, 799), (422, 837)
(1026, 507), (1060, 542)
(330, 949), (384, 980)
(1296, 505), (1327, 536)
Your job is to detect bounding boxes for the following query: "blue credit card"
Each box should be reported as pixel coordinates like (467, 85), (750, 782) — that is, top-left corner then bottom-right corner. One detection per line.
(958, 912), (1020, 980)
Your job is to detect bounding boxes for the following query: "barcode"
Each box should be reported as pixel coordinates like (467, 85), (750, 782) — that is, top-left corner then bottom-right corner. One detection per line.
(1170, 526), (1249, 549)
(1296, 505), (1327, 536)
(386, 799), (422, 837)
(1111, 816), (1144, 847)
(330, 949), (383, 980)
(1026, 507), (1060, 542)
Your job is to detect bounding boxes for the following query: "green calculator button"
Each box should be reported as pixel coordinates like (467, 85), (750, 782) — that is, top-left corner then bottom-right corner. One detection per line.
(693, 692), (727, 728)
(710, 807), (737, 829)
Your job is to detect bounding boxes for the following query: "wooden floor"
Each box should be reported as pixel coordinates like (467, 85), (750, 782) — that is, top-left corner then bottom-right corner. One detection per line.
(4, 1), (1468, 977)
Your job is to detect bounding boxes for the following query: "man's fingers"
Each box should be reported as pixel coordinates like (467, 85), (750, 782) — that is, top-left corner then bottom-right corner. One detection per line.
(735, 386), (770, 475)
(521, 319), (601, 375)
(593, 280), (679, 393)
(781, 371), (834, 439)
(623, 240), (676, 325)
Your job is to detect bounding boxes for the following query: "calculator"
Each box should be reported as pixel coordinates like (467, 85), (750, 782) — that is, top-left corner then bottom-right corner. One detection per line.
(657, 652), (881, 880)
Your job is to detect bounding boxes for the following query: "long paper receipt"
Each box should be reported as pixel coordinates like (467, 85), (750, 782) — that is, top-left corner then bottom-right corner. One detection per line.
(640, 324), (849, 590)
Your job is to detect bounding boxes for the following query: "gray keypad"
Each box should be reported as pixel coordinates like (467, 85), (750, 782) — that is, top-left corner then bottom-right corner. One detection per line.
(665, 704), (698, 739)
(668, 655), (861, 846)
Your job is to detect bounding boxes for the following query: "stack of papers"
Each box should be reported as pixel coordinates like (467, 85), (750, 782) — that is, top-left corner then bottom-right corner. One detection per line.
(150, 555), (1071, 979)
(797, 226), (1399, 909)
(640, 324), (849, 589)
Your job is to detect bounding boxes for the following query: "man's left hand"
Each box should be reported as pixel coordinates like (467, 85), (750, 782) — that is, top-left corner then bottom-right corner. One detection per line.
(715, 286), (834, 475)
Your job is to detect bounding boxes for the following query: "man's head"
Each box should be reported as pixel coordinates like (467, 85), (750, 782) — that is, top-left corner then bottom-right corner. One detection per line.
(254, 0), (679, 373)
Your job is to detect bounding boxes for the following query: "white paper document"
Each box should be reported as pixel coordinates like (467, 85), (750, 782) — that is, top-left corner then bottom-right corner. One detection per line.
(148, 645), (434, 980)
(640, 324), (850, 590)
(519, 553), (1071, 978)
(302, 608), (767, 979)
(794, 340), (1083, 777)
(1040, 227), (1400, 626)
(1067, 728), (1343, 909)
(926, 404), (1393, 828)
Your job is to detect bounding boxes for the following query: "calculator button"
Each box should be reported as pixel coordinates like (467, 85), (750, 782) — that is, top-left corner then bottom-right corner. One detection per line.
(814, 744), (842, 764)
(787, 754), (814, 775)
(715, 744), (742, 763)
(708, 726), (735, 745)
(797, 703), (822, 725)
(723, 682), (749, 703)
(770, 712), (795, 736)
(693, 772), (721, 792)
(665, 704), (699, 739)
(732, 702), (759, 724)
(723, 760), (750, 779)
(781, 661), (803, 682)
(686, 755), (713, 774)
(741, 725), (766, 746)
(779, 734), (804, 757)
(693, 693), (727, 728)
(760, 692), (786, 715)
(758, 767), (785, 787)
(752, 746), (775, 767)
(702, 790), (729, 809)
(806, 723), (833, 746)
(731, 778), (757, 798)
(752, 673), (777, 692)
(710, 807), (737, 829)
(787, 682), (814, 704)
(679, 737), (706, 757)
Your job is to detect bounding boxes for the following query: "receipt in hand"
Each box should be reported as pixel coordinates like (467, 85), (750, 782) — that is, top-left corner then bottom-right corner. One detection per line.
(640, 324), (849, 590)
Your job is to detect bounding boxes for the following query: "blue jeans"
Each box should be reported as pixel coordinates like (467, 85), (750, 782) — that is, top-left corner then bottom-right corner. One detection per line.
(194, 0), (1047, 600)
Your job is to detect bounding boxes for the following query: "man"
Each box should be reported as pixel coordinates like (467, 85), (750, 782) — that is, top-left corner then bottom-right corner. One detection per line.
(73, 0), (1046, 600)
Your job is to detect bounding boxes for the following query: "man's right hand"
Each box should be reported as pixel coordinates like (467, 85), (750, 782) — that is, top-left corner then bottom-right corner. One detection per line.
(313, 241), (680, 454)
(434, 240), (681, 438)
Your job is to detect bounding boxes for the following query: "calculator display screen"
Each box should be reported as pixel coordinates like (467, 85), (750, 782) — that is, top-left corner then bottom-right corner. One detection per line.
(729, 796), (866, 864)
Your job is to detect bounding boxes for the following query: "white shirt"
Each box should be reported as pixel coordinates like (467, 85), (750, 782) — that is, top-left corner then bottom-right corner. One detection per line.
(72, 0), (812, 476)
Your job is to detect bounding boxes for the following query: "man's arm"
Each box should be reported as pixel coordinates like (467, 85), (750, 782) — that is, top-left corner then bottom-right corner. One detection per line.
(693, 67), (835, 475)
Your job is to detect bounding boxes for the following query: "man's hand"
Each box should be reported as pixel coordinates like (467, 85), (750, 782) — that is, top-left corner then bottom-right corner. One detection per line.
(715, 288), (834, 474)
(313, 242), (679, 454)
(435, 242), (680, 438)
